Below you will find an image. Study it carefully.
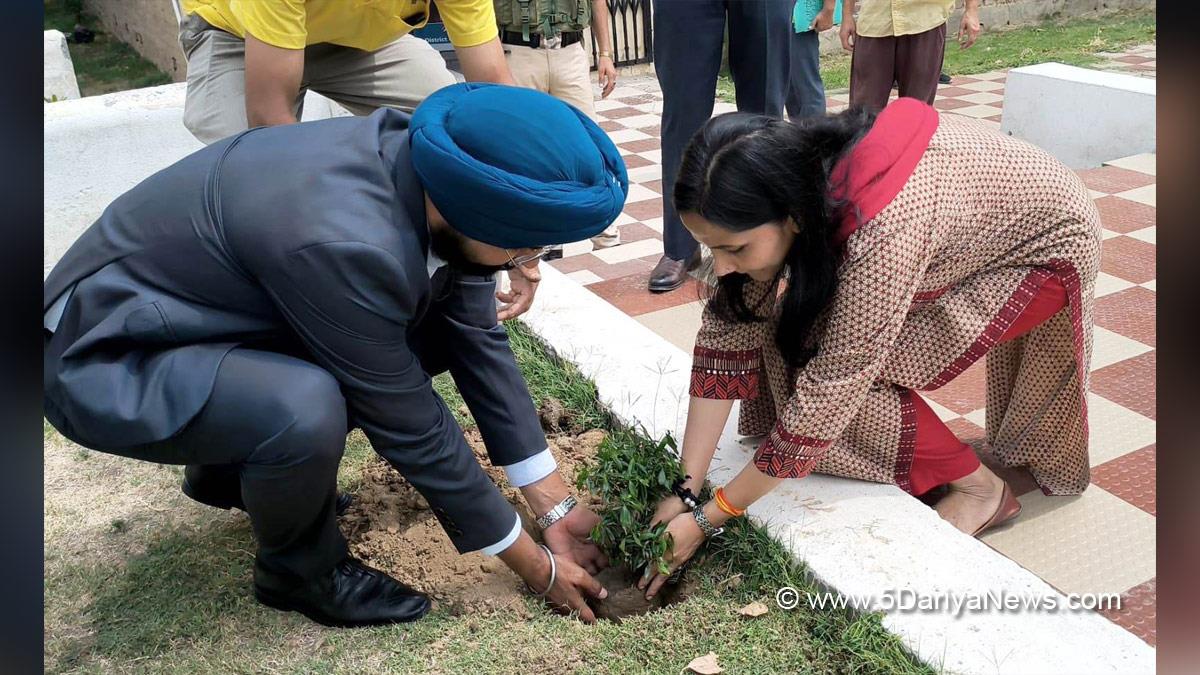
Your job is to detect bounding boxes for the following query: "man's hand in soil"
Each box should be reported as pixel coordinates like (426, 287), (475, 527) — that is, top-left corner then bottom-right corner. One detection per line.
(520, 470), (607, 571)
(499, 532), (608, 623)
(544, 506), (609, 574)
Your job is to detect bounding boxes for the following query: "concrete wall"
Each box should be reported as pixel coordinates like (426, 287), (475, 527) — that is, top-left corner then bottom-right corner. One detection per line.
(83, 0), (187, 82)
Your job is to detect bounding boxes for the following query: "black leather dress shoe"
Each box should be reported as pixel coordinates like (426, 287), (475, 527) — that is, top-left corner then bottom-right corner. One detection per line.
(648, 250), (701, 292)
(255, 557), (431, 627)
(939, 71), (952, 84)
(182, 464), (353, 516)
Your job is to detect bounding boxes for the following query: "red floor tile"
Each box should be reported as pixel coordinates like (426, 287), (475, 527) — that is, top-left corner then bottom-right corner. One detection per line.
(943, 417), (1041, 496)
(1094, 286), (1156, 347)
(1100, 236), (1157, 285)
(617, 221), (663, 243)
(592, 257), (658, 281)
(598, 119), (623, 132)
(587, 272), (704, 316)
(642, 179), (664, 194)
(1094, 195), (1156, 234)
(548, 253), (601, 274)
(603, 106), (645, 119)
(624, 199), (664, 221)
(641, 125), (662, 137)
(619, 138), (661, 153)
(934, 86), (979, 97)
(621, 154), (654, 169)
(922, 359), (988, 414)
(1076, 166), (1156, 194)
(1089, 350), (1155, 420)
(615, 94), (659, 105)
(933, 98), (975, 111)
(1098, 578), (1156, 646)
(1091, 444), (1155, 516)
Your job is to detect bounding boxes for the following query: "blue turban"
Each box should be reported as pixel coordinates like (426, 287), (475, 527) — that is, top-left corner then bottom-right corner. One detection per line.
(409, 83), (629, 248)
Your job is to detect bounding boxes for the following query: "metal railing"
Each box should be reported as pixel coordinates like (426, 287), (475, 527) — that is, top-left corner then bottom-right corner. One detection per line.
(589, 0), (654, 69)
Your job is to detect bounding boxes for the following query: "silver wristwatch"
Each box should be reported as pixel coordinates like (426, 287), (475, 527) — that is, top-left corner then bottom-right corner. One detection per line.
(536, 495), (578, 529)
(692, 507), (724, 538)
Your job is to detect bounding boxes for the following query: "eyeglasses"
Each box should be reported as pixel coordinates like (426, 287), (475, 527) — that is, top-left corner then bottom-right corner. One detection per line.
(501, 247), (551, 271)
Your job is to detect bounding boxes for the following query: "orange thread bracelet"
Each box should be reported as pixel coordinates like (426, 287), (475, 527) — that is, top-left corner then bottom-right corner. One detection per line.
(714, 487), (745, 517)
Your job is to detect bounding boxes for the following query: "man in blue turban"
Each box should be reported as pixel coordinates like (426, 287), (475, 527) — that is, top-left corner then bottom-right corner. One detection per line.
(43, 83), (628, 627)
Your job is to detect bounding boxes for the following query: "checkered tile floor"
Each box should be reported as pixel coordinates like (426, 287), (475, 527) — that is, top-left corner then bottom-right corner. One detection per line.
(550, 44), (1157, 645)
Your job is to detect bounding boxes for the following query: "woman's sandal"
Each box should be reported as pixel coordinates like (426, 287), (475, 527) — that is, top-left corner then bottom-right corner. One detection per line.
(970, 481), (1022, 537)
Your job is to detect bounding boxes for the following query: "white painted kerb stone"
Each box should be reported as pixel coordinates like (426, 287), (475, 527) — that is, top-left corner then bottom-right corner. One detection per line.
(520, 265), (1155, 675)
(43, 30), (81, 101)
(1001, 62), (1155, 169)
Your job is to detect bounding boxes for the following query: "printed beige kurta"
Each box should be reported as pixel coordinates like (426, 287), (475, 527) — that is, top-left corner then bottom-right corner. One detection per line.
(690, 110), (1102, 496)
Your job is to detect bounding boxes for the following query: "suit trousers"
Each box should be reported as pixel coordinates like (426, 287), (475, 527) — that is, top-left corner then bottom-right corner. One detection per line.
(653, 0), (793, 260)
(124, 348), (350, 583)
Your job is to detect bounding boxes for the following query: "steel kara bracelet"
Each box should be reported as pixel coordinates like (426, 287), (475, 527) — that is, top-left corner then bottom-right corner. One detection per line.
(536, 494), (578, 529)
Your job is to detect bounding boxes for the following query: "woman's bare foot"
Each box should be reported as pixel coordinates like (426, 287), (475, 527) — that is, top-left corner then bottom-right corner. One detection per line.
(934, 464), (1007, 535)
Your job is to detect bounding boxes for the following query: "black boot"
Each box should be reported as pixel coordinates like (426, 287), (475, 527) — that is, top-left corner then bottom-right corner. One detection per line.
(254, 557), (431, 627)
(183, 464), (353, 516)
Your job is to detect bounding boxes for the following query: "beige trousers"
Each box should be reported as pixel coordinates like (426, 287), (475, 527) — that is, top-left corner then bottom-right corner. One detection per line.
(178, 13), (456, 144)
(504, 41), (618, 248)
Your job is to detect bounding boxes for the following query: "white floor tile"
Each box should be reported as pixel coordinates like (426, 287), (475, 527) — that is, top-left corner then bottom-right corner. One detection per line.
(618, 114), (663, 129)
(1104, 153), (1156, 176)
(958, 91), (1005, 105)
(605, 128), (652, 144)
(1093, 272), (1135, 298)
(1127, 226), (1156, 244)
(948, 103), (1002, 118)
(1086, 392), (1156, 467)
(627, 164), (663, 183)
(565, 269), (603, 285)
(592, 237), (662, 264)
(1090, 326), (1152, 371)
(1115, 184), (1155, 207)
(980, 486), (1156, 597)
(634, 301), (706, 353)
(623, 183), (660, 204)
(957, 80), (1005, 92)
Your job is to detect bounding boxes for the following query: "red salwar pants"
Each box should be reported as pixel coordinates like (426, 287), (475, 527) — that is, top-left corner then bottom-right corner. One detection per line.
(906, 274), (1068, 496)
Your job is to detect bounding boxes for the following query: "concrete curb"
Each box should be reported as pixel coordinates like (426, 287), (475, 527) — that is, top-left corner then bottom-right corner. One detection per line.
(519, 264), (1155, 674)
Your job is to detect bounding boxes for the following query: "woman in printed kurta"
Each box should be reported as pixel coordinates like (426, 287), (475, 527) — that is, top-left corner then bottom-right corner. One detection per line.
(638, 98), (1101, 599)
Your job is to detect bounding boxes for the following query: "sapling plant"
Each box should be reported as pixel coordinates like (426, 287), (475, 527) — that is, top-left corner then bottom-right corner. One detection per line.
(575, 429), (688, 577)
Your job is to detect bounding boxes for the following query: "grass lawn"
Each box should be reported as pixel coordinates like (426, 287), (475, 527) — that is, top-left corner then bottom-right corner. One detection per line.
(44, 321), (932, 674)
(43, 0), (172, 98)
(718, 8), (1155, 100)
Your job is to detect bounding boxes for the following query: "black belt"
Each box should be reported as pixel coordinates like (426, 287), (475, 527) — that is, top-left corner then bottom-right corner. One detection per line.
(501, 30), (583, 49)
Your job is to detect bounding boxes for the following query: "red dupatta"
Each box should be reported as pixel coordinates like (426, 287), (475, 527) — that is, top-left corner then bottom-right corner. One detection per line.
(829, 97), (940, 247)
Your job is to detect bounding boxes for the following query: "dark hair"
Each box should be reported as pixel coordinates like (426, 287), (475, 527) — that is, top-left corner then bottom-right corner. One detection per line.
(674, 107), (877, 368)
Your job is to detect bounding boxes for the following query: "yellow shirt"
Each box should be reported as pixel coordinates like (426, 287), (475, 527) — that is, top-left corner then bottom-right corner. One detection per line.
(853, 0), (955, 38)
(181, 0), (498, 51)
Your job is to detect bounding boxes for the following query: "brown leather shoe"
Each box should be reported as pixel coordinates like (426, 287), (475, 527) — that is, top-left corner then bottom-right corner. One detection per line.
(648, 250), (701, 292)
(971, 481), (1022, 537)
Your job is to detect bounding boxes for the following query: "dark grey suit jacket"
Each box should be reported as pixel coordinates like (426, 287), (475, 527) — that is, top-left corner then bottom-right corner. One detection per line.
(43, 109), (547, 553)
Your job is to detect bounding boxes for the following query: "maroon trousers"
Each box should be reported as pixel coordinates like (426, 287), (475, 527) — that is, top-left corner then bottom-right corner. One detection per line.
(906, 274), (1069, 496)
(849, 23), (947, 110)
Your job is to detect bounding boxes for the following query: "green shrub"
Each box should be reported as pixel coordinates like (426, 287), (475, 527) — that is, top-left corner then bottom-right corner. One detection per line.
(575, 429), (687, 576)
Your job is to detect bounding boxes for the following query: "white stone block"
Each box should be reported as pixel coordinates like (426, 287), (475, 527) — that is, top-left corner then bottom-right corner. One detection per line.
(43, 30), (81, 102)
(1000, 62), (1155, 169)
(44, 83), (351, 275)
